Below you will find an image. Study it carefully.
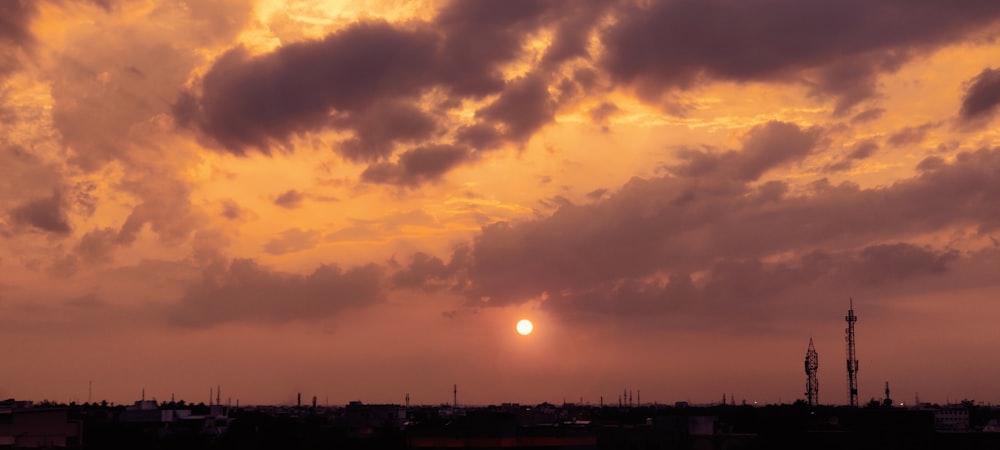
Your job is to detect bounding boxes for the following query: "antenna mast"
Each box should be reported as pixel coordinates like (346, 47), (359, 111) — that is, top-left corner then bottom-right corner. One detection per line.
(845, 299), (859, 407)
(805, 338), (819, 406)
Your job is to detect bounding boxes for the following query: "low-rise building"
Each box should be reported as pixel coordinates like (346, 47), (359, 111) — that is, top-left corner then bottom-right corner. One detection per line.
(0, 402), (82, 448)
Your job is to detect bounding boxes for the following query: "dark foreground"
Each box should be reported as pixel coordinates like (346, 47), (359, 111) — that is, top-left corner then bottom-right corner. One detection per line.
(4, 399), (1000, 449)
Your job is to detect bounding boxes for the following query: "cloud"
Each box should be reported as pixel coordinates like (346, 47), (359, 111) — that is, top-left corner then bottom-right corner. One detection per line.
(325, 209), (441, 243)
(852, 243), (958, 285)
(887, 122), (937, 147)
(361, 144), (471, 186)
(263, 228), (321, 255)
(588, 102), (619, 130)
(116, 175), (202, 246)
(466, 73), (557, 147)
(176, 3), (601, 183)
(176, 21), (444, 155)
(537, 244), (959, 325)
(406, 146), (1000, 327)
(274, 190), (305, 209)
(960, 67), (1000, 123)
(391, 252), (454, 291)
(0, 0), (36, 76)
(40, 173), (204, 276)
(0, 146), (66, 216)
(585, 188), (608, 200)
(600, 0), (1000, 113)
(0, 1), (35, 46)
(431, 0), (581, 95)
(671, 121), (822, 181)
(9, 190), (71, 234)
(169, 259), (384, 327)
(221, 199), (246, 220)
(851, 107), (885, 124)
(824, 139), (879, 172)
(335, 100), (439, 162)
(847, 140), (879, 160)
(44, 0), (250, 172)
(74, 227), (119, 264)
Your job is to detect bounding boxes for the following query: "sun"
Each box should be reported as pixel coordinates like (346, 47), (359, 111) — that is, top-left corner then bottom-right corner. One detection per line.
(516, 319), (533, 335)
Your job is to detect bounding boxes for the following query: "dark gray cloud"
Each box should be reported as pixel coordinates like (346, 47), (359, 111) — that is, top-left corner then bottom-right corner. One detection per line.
(221, 199), (245, 220)
(176, 2), (606, 184)
(74, 227), (119, 264)
(47, 227), (122, 277)
(0, 145), (67, 220)
(433, 0), (613, 81)
(600, 0), (1000, 113)
(851, 107), (886, 124)
(9, 190), (71, 234)
(391, 252), (454, 291)
(848, 140), (879, 160)
(396, 146), (1000, 327)
(175, 0), (1000, 188)
(0, 0), (36, 76)
(824, 139), (879, 172)
(361, 144), (471, 187)
(537, 244), (959, 326)
(0, 1), (34, 46)
(169, 259), (384, 327)
(671, 121), (822, 181)
(274, 190), (304, 209)
(586, 188), (609, 200)
(960, 67), (1000, 123)
(471, 73), (556, 146)
(852, 243), (958, 285)
(538, 195), (573, 210)
(432, 0), (583, 95)
(177, 21), (443, 155)
(335, 100), (439, 162)
(116, 175), (201, 246)
(588, 102), (619, 130)
(887, 122), (937, 147)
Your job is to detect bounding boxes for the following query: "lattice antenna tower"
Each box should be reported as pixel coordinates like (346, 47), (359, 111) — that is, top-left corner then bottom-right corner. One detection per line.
(845, 299), (859, 407)
(805, 338), (819, 406)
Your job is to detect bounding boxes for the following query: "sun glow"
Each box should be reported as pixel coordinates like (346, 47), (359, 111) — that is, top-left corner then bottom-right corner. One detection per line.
(516, 319), (533, 336)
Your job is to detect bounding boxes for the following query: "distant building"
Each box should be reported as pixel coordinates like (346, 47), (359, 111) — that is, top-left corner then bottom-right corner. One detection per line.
(120, 399), (192, 423)
(933, 406), (970, 431)
(0, 402), (82, 448)
(119, 399), (230, 436)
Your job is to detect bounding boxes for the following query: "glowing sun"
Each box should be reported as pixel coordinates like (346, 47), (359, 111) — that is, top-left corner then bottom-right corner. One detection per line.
(516, 319), (534, 335)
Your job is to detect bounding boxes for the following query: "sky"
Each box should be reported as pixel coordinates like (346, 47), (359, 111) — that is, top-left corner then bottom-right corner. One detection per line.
(3, 0), (1000, 408)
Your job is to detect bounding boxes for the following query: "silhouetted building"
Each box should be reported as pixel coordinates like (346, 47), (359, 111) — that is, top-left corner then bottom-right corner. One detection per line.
(0, 402), (81, 448)
(934, 405), (971, 431)
(119, 399), (231, 437)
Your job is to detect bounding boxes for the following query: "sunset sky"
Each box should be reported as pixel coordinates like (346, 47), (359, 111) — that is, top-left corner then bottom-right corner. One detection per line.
(3, 0), (1000, 407)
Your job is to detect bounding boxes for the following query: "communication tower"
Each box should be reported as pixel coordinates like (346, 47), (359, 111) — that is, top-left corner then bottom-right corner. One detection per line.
(845, 299), (859, 407)
(805, 338), (819, 406)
